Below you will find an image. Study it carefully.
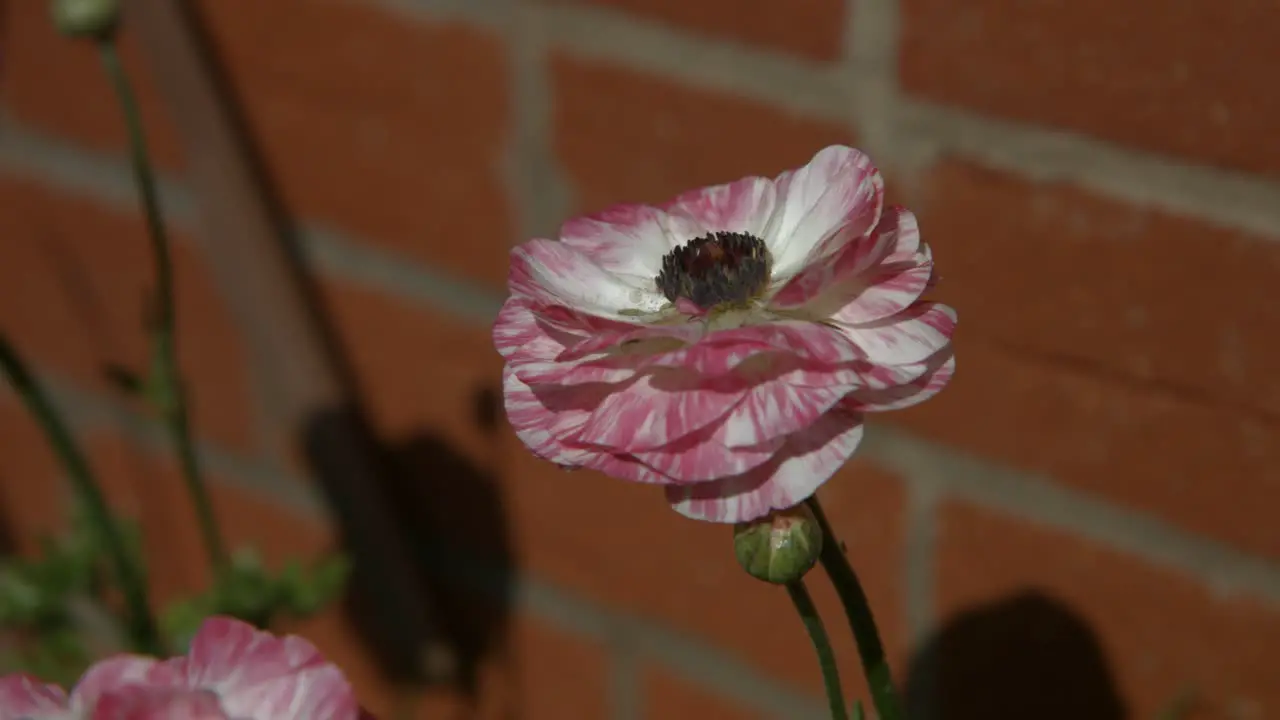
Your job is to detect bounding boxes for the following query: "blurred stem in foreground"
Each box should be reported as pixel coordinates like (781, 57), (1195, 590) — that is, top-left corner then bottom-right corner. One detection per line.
(95, 37), (228, 574)
(0, 335), (161, 655)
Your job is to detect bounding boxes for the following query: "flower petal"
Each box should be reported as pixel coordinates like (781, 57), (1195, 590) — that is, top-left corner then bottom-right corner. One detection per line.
(767, 146), (884, 279)
(573, 368), (744, 453)
(180, 618), (361, 720)
(72, 656), (181, 710)
(848, 349), (955, 412)
(666, 404), (865, 523)
(835, 302), (957, 366)
(771, 206), (924, 311)
(90, 687), (228, 720)
(0, 673), (68, 715)
(559, 203), (702, 282)
(630, 423), (786, 482)
(662, 176), (778, 238)
(503, 366), (608, 467)
(509, 239), (663, 318)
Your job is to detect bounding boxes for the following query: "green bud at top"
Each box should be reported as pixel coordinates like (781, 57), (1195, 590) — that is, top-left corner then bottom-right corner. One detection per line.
(51, 0), (119, 39)
(733, 504), (824, 585)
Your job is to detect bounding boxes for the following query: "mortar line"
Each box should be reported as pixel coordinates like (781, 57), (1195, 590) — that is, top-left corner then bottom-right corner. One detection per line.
(841, 0), (905, 170)
(18, 370), (831, 716)
(864, 425), (1280, 604)
(608, 640), (643, 720)
(903, 481), (940, 648)
(381, 1), (1280, 239)
(503, 0), (575, 242)
(8, 118), (1280, 602)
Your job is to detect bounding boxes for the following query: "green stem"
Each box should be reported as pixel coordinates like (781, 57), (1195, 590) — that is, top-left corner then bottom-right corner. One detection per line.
(807, 496), (903, 720)
(0, 335), (162, 655)
(97, 41), (227, 572)
(786, 580), (849, 720)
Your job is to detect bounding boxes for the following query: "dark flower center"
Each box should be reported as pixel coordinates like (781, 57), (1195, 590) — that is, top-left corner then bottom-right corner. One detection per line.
(655, 232), (772, 311)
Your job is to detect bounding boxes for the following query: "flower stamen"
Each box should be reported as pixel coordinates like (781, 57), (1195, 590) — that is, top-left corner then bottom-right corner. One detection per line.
(656, 232), (772, 313)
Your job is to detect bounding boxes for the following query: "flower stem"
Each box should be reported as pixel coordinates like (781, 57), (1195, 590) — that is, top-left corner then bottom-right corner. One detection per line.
(786, 580), (849, 719)
(0, 335), (162, 655)
(97, 40), (228, 572)
(807, 496), (904, 720)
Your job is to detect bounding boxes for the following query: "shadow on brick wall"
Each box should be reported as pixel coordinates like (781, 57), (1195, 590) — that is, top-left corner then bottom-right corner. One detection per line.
(903, 590), (1126, 720)
(151, 0), (518, 703)
(301, 397), (514, 703)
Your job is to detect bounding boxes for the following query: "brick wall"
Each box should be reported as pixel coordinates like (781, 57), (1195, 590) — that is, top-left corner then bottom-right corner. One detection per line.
(2, 0), (1279, 718)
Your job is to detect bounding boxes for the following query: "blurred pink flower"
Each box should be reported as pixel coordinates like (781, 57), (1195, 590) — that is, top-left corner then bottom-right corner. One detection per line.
(494, 145), (954, 523)
(0, 617), (366, 719)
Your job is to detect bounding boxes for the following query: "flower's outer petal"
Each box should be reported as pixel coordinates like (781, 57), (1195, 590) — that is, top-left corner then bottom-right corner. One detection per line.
(772, 206), (925, 312)
(719, 366), (858, 448)
(71, 656), (181, 710)
(503, 367), (608, 468)
(0, 673), (68, 717)
(574, 367), (743, 452)
(848, 349), (955, 413)
(835, 302), (956, 367)
(767, 146), (884, 279)
(90, 687), (228, 720)
(560, 203), (702, 282)
(493, 299), (571, 365)
(666, 404), (865, 523)
(630, 424), (786, 482)
(662, 176), (778, 238)
(181, 617), (361, 720)
(509, 239), (663, 317)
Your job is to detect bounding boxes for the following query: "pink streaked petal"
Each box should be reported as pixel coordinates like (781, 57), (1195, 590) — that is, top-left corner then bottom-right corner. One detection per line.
(720, 371), (856, 447)
(180, 618), (361, 720)
(212, 666), (357, 720)
(71, 656), (181, 709)
(509, 239), (660, 317)
(493, 299), (570, 364)
(848, 349), (955, 412)
(634, 431), (785, 483)
(574, 369), (745, 452)
(503, 367), (607, 467)
(836, 302), (957, 366)
(0, 673), (67, 716)
(767, 146), (884, 278)
(662, 176), (778, 238)
(577, 451), (679, 485)
(666, 405), (865, 523)
(826, 260), (935, 325)
(771, 206), (922, 309)
(559, 203), (701, 281)
(90, 687), (228, 720)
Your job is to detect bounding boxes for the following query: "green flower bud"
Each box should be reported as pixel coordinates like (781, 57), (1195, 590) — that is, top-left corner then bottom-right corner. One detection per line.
(733, 504), (824, 585)
(51, 0), (119, 39)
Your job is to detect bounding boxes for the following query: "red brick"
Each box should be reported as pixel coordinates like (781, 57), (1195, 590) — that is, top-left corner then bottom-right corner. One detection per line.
(0, 395), (71, 554)
(643, 665), (765, 719)
(892, 338), (1280, 558)
(550, 0), (846, 62)
(552, 56), (854, 212)
(316, 279), (504, 466)
(899, 0), (1280, 176)
(0, 176), (256, 452)
(934, 501), (1280, 719)
(0, 0), (184, 168)
(197, 0), (514, 288)
(504, 437), (909, 699)
(911, 160), (1280, 419)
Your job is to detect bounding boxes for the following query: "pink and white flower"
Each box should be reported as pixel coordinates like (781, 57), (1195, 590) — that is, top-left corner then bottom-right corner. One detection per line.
(0, 617), (366, 719)
(494, 145), (955, 523)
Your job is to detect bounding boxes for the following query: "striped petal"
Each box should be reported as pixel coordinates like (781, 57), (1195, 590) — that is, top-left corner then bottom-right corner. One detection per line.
(0, 674), (68, 715)
(663, 175), (779, 238)
(666, 404), (865, 523)
(766, 146), (884, 279)
(836, 302), (957, 366)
